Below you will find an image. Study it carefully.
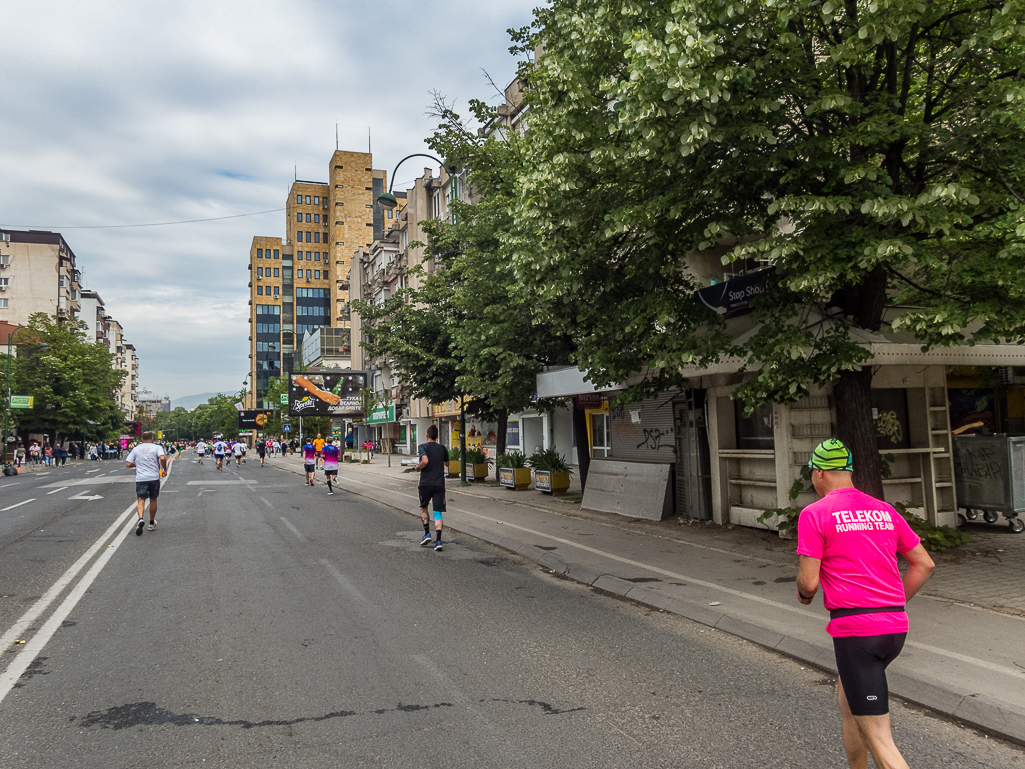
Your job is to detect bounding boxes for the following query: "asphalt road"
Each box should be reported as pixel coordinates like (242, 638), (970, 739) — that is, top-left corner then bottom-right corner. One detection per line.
(0, 455), (1022, 768)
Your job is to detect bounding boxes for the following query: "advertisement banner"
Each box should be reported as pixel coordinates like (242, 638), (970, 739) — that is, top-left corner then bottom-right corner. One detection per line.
(432, 397), (463, 418)
(238, 409), (274, 430)
(367, 404), (396, 425)
(289, 372), (366, 416)
(9, 395), (33, 409)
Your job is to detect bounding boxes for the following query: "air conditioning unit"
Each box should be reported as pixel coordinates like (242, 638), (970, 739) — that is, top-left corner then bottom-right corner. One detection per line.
(0, 256), (10, 267)
(0, 285), (7, 291)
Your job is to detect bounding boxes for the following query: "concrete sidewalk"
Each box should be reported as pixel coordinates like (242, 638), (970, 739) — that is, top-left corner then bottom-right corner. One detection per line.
(266, 454), (1025, 745)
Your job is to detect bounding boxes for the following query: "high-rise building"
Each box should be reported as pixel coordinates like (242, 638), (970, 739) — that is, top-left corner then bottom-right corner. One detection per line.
(247, 150), (399, 407)
(79, 288), (139, 419)
(0, 229), (81, 325)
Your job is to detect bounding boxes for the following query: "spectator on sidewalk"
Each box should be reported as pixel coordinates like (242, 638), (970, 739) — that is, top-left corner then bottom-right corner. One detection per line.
(796, 439), (935, 769)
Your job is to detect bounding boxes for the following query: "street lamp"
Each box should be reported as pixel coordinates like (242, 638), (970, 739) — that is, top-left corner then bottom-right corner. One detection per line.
(377, 154), (446, 210)
(3, 328), (48, 474)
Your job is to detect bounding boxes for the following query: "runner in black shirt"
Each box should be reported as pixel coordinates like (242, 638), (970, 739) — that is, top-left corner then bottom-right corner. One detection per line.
(414, 425), (447, 551)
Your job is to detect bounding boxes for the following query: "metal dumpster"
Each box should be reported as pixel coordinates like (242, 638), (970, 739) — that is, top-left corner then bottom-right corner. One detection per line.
(952, 435), (1025, 533)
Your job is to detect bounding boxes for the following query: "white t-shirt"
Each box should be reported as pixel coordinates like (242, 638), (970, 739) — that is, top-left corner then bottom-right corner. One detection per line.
(213, 441), (226, 455)
(126, 443), (165, 482)
(196, 441), (207, 454)
(232, 443), (244, 456)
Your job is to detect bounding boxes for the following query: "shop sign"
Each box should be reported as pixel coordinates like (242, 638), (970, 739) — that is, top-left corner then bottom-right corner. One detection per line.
(695, 266), (776, 319)
(367, 404), (396, 425)
(280, 393), (289, 407)
(238, 410), (273, 430)
(9, 395), (33, 409)
(575, 393), (604, 409)
(431, 397), (464, 417)
(498, 467), (515, 488)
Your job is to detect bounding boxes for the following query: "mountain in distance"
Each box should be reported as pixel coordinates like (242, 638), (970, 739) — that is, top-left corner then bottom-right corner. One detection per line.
(169, 392), (225, 411)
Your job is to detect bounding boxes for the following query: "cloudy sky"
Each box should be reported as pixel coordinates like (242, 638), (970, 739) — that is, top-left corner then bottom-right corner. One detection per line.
(1, 0), (538, 401)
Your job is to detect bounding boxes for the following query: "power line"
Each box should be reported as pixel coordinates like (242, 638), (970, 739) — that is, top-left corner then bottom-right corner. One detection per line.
(2, 208), (285, 230)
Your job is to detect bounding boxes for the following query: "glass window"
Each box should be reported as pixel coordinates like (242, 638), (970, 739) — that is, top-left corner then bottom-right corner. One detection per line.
(305, 213), (311, 223)
(296, 213), (302, 222)
(735, 402), (775, 450)
(313, 196), (320, 204)
(305, 195), (311, 204)
(590, 413), (611, 458)
(274, 249), (280, 258)
(296, 194), (302, 204)
(297, 252), (303, 261)
(314, 252), (320, 261)
(314, 214), (320, 223)
(274, 286), (279, 296)
(315, 270), (320, 279)
(257, 286), (263, 295)
(307, 270), (312, 279)
(387, 210), (392, 219)
(274, 268), (279, 277)
(314, 232), (320, 243)
(256, 248), (263, 258)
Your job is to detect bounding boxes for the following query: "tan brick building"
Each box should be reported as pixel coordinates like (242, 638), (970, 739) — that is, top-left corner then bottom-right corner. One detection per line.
(0, 229), (81, 327)
(247, 150), (401, 407)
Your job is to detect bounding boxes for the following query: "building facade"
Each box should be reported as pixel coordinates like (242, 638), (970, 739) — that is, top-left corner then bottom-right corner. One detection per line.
(0, 229), (81, 326)
(248, 150), (390, 408)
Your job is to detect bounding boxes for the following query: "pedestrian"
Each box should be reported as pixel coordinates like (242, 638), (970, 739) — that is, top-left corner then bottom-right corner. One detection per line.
(796, 439), (935, 769)
(195, 439), (207, 464)
(413, 424), (447, 551)
(313, 433), (326, 468)
(44, 445), (53, 466)
(345, 430), (354, 450)
(213, 438), (226, 472)
(125, 430), (167, 535)
(15, 445), (25, 466)
(232, 440), (244, 468)
(58, 445), (68, 466)
(302, 437), (316, 485)
(322, 439), (340, 495)
(257, 439), (266, 467)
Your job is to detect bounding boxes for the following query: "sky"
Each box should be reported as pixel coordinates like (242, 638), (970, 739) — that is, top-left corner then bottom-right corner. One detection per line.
(0, 0), (539, 401)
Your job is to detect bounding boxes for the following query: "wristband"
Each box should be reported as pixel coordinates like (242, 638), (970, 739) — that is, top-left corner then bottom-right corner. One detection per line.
(797, 589), (814, 601)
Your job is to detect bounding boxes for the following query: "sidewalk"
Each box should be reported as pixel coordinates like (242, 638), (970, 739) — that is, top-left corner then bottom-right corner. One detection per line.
(267, 453), (1025, 745)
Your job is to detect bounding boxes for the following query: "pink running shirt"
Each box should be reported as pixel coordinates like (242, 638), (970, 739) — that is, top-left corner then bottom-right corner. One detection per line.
(797, 487), (920, 638)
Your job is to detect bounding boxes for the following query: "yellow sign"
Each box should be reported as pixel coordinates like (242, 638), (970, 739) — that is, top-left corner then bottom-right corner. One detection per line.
(156, 431), (162, 439)
(431, 397), (464, 418)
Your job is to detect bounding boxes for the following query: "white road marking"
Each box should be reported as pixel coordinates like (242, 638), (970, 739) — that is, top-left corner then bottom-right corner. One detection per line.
(0, 515), (136, 704)
(320, 560), (367, 604)
(279, 516), (307, 542)
(185, 480), (257, 485)
(45, 487), (69, 495)
(1, 499), (35, 511)
(68, 494), (103, 501)
(260, 497), (273, 509)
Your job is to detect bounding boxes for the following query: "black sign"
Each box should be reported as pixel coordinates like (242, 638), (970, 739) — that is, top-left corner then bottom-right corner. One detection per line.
(289, 372), (366, 416)
(238, 410), (274, 430)
(695, 266), (776, 319)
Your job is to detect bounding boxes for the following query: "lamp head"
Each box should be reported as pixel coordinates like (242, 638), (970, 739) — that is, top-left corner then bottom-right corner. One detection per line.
(377, 192), (398, 210)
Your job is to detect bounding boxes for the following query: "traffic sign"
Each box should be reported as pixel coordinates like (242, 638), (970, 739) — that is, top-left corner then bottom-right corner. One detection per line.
(283, 424), (291, 432)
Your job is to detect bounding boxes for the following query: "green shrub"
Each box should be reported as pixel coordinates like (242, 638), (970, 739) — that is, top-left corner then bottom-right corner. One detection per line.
(496, 451), (528, 468)
(465, 448), (488, 465)
(527, 448), (572, 474)
(447, 447), (461, 461)
(894, 503), (971, 552)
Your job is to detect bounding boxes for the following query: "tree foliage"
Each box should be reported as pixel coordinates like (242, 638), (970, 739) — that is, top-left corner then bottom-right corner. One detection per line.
(506, 0), (1025, 494)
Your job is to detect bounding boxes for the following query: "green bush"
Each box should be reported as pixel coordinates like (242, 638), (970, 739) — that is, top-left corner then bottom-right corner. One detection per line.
(527, 448), (572, 474)
(894, 503), (971, 552)
(447, 447), (461, 461)
(465, 448), (488, 465)
(496, 451), (528, 468)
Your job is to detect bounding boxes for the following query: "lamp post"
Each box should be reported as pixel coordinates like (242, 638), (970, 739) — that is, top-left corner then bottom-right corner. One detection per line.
(3, 328), (48, 473)
(376, 153), (446, 210)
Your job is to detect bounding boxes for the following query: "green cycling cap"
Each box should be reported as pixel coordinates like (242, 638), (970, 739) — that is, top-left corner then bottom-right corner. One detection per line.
(808, 439), (853, 471)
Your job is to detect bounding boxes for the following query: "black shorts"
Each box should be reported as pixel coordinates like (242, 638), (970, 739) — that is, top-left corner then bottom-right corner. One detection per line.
(304, 463), (315, 473)
(325, 469), (337, 477)
(833, 633), (906, 716)
(418, 485), (446, 514)
(135, 480), (160, 500)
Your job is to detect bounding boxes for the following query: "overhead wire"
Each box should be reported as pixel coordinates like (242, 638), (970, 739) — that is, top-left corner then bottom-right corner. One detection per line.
(1, 208), (285, 230)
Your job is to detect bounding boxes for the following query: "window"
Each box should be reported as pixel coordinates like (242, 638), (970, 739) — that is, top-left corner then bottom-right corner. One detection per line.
(314, 232), (320, 243)
(296, 213), (302, 222)
(256, 304), (281, 315)
(366, 204), (373, 209)
(274, 249), (280, 258)
(257, 286), (264, 295)
(257, 267), (263, 277)
(313, 196), (320, 204)
(314, 214), (320, 223)
(590, 413), (611, 458)
(0, 298), (9, 309)
(274, 286), (279, 297)
(315, 270), (320, 279)
(306, 270), (312, 279)
(296, 194), (302, 204)
(305, 195), (311, 204)
(273, 268), (279, 277)
(305, 213), (311, 223)
(297, 252), (303, 261)
(257, 248), (263, 258)
(387, 210), (392, 219)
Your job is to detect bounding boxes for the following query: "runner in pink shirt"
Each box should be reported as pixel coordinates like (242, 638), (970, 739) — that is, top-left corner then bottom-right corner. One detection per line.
(796, 439), (934, 769)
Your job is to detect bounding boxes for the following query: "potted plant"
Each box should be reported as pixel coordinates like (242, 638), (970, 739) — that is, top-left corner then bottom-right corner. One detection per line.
(527, 448), (573, 496)
(496, 451), (531, 490)
(464, 448), (489, 481)
(447, 446), (461, 477)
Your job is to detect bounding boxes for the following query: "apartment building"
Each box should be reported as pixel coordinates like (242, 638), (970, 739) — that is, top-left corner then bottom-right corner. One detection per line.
(248, 149), (394, 407)
(0, 229), (81, 326)
(79, 289), (139, 419)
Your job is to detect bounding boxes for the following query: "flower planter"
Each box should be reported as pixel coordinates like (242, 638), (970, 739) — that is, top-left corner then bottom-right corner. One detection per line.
(533, 469), (570, 496)
(498, 467), (532, 491)
(465, 462), (489, 481)
(447, 460), (460, 478)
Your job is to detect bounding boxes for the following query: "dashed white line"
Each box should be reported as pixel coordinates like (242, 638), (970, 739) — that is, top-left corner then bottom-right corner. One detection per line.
(46, 487), (69, 495)
(279, 516), (307, 542)
(1, 499), (35, 511)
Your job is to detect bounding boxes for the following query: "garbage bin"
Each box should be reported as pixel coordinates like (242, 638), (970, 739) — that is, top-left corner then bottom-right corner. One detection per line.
(952, 435), (1025, 533)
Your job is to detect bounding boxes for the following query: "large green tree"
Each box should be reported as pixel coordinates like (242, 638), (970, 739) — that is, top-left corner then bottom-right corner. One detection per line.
(508, 0), (1025, 496)
(11, 314), (126, 443)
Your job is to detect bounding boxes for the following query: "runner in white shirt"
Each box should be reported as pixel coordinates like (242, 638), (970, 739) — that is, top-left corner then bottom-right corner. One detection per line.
(195, 440), (207, 464)
(232, 440), (244, 468)
(125, 431), (167, 535)
(213, 440), (226, 472)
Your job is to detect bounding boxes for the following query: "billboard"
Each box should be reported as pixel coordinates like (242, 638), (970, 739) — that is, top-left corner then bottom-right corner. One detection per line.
(238, 409), (274, 430)
(289, 372), (366, 416)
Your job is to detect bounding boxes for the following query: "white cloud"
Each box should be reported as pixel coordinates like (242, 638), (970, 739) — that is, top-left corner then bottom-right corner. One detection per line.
(0, 0), (538, 399)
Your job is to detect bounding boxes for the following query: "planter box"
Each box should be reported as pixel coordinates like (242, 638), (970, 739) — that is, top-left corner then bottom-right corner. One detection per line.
(447, 460), (460, 477)
(465, 462), (489, 481)
(534, 469), (571, 496)
(498, 467), (531, 491)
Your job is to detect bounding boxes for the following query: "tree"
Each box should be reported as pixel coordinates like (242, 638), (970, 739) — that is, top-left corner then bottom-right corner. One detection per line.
(508, 0), (1025, 496)
(13, 314), (126, 444)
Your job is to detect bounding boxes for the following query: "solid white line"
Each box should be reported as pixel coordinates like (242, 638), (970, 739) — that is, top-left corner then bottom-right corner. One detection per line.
(0, 516), (136, 704)
(1, 499), (35, 511)
(46, 487), (69, 495)
(905, 640), (1025, 680)
(0, 502), (136, 657)
(279, 516), (306, 542)
(320, 560), (367, 604)
(260, 497), (273, 509)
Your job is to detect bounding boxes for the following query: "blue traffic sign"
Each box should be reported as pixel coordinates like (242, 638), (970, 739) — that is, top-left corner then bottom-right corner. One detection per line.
(283, 424), (291, 432)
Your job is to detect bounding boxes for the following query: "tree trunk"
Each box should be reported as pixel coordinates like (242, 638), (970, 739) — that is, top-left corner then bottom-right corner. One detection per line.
(572, 399), (591, 494)
(495, 409), (508, 479)
(833, 368), (884, 499)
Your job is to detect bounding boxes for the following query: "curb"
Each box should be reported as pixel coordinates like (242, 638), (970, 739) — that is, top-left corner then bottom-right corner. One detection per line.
(278, 460), (1025, 746)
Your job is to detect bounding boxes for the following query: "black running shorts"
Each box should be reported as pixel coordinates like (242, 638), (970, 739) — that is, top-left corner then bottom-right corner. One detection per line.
(304, 463), (315, 473)
(418, 485), (446, 513)
(135, 480), (160, 500)
(833, 633), (906, 716)
(325, 469), (337, 477)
